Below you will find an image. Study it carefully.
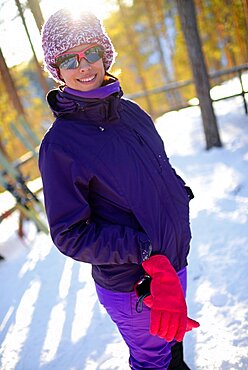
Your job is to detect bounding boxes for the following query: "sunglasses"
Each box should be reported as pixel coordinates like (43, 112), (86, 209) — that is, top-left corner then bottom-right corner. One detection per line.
(53, 45), (104, 70)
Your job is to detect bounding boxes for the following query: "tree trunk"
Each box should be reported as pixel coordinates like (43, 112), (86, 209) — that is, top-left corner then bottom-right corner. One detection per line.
(0, 48), (25, 116)
(15, 0), (49, 95)
(27, 0), (44, 31)
(176, 0), (222, 150)
(117, 0), (154, 117)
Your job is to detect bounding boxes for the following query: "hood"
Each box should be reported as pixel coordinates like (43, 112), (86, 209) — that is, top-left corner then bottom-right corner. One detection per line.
(46, 74), (123, 122)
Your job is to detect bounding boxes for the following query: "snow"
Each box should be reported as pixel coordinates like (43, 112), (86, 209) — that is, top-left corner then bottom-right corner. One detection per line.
(0, 76), (248, 370)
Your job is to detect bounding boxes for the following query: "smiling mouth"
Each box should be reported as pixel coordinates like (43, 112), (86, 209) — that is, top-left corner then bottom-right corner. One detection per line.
(77, 74), (97, 83)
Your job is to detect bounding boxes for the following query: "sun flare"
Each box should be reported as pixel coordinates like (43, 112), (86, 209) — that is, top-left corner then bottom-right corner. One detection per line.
(42, 0), (114, 20)
(69, 0), (105, 18)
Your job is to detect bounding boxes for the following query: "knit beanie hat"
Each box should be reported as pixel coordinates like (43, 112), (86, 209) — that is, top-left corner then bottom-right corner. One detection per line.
(41, 8), (116, 82)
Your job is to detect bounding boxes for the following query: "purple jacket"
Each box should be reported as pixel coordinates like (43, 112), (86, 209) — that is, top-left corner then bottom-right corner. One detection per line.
(39, 82), (192, 292)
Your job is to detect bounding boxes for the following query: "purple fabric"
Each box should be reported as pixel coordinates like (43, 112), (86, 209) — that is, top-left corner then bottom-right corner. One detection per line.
(55, 91), (77, 113)
(48, 77), (122, 117)
(95, 267), (187, 370)
(64, 80), (120, 99)
(39, 83), (192, 292)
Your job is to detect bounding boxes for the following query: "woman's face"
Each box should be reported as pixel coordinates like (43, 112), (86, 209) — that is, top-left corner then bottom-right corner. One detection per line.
(58, 43), (105, 92)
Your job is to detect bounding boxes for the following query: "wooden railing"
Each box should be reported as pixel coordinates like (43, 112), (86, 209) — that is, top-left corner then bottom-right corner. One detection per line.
(125, 64), (248, 116)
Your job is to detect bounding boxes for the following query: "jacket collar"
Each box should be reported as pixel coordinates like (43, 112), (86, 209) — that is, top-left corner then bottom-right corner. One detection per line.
(47, 74), (123, 122)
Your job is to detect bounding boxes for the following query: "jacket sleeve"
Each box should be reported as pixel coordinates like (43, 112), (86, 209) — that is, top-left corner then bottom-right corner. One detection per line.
(39, 142), (151, 265)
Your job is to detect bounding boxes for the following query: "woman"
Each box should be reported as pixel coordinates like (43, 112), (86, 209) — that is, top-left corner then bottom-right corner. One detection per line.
(39, 8), (199, 369)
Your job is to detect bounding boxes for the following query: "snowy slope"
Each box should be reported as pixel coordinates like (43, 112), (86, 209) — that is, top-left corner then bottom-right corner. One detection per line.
(0, 77), (248, 370)
(156, 89), (248, 369)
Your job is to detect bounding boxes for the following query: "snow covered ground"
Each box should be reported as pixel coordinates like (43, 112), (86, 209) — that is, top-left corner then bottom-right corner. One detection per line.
(0, 76), (247, 370)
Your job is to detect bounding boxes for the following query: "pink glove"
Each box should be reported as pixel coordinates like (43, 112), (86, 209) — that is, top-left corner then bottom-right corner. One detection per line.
(142, 255), (199, 342)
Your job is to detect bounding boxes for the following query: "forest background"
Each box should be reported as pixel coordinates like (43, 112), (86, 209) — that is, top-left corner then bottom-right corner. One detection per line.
(0, 0), (247, 183)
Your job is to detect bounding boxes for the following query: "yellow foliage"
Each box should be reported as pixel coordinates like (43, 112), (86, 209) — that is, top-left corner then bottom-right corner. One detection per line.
(0, 61), (51, 187)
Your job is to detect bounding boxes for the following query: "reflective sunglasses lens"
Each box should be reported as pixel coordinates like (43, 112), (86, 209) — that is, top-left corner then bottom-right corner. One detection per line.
(56, 55), (78, 69)
(55, 46), (104, 69)
(85, 46), (104, 63)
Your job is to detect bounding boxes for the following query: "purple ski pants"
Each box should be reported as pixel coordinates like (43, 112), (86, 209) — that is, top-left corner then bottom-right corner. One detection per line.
(95, 267), (187, 370)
